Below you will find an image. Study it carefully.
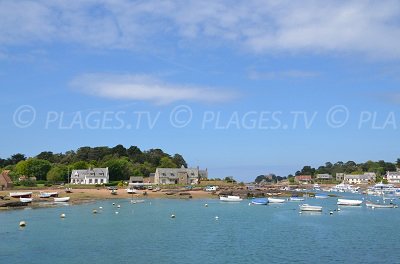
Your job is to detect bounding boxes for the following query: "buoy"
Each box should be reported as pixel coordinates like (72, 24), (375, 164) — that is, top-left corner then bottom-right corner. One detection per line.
(115, 211), (119, 214)
(329, 211), (333, 215)
(92, 209), (98, 214)
(204, 203), (208, 207)
(99, 206), (103, 209)
(60, 213), (66, 218)
(112, 203), (115, 206)
(215, 216), (219, 220)
(19, 221), (26, 227)
(248, 203), (251, 206)
(337, 208), (341, 211)
(171, 214), (175, 218)
(117, 205), (121, 208)
(299, 211), (302, 214)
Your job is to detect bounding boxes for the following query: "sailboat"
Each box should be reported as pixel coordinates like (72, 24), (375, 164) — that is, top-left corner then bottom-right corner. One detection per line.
(65, 167), (72, 193)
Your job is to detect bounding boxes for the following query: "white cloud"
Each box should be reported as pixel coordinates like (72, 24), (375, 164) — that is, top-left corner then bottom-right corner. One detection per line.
(70, 73), (237, 104)
(1, 1), (400, 59)
(248, 70), (319, 80)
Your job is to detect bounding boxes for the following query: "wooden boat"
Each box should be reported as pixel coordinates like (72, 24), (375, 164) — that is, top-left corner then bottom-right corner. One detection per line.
(251, 198), (268, 205)
(10, 192), (32, 198)
(268, 197), (286, 203)
(365, 201), (396, 208)
(337, 198), (362, 206)
(54, 197), (70, 202)
(300, 204), (322, 212)
(19, 197), (33, 203)
(219, 195), (243, 202)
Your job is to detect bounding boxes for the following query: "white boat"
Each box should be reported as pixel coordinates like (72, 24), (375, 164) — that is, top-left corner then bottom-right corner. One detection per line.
(365, 201), (396, 208)
(219, 195), (243, 202)
(315, 194), (329, 199)
(126, 188), (137, 194)
(290, 197), (305, 201)
(130, 199), (145, 204)
(54, 197), (70, 202)
(268, 197), (286, 203)
(39, 192), (58, 198)
(300, 204), (322, 212)
(20, 197), (33, 203)
(251, 198), (268, 205)
(337, 198), (362, 206)
(10, 192), (32, 198)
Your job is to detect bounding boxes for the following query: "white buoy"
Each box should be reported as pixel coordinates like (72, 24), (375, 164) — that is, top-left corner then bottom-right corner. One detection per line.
(115, 211), (119, 214)
(337, 208), (341, 211)
(112, 203), (115, 206)
(92, 209), (98, 214)
(19, 221), (26, 227)
(299, 211), (302, 214)
(117, 205), (121, 208)
(329, 211), (333, 215)
(171, 214), (175, 218)
(60, 213), (66, 218)
(204, 203), (208, 207)
(248, 203), (251, 206)
(99, 206), (103, 209)
(215, 216), (219, 220)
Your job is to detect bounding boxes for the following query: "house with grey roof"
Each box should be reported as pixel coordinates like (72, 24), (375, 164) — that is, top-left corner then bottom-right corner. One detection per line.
(154, 166), (208, 185)
(70, 167), (109, 185)
(386, 171), (400, 183)
(316, 174), (333, 180)
(344, 172), (376, 184)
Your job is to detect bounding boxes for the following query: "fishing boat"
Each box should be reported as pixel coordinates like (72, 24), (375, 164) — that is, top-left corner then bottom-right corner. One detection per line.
(10, 192), (32, 198)
(337, 198), (362, 206)
(315, 194), (328, 199)
(290, 197), (305, 201)
(251, 198), (269, 205)
(268, 197), (286, 203)
(219, 195), (243, 202)
(19, 197), (33, 203)
(54, 197), (70, 202)
(365, 201), (396, 208)
(300, 204), (322, 212)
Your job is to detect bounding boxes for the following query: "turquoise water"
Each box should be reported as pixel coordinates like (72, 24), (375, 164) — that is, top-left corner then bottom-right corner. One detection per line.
(1, 195), (400, 264)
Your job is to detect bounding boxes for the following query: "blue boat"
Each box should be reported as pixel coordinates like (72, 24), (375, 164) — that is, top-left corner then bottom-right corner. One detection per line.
(251, 198), (269, 205)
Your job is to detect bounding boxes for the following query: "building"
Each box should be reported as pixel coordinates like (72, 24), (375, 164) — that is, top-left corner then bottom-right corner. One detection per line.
(316, 174), (333, 180)
(129, 176), (144, 184)
(154, 166), (208, 185)
(294, 175), (312, 184)
(70, 167), (109, 185)
(0, 170), (13, 190)
(386, 171), (400, 183)
(336, 173), (344, 182)
(344, 172), (376, 184)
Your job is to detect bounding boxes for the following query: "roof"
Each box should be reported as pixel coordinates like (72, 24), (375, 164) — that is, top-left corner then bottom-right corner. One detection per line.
(129, 176), (144, 181)
(317, 174), (332, 178)
(0, 170), (12, 183)
(345, 174), (372, 180)
(295, 175), (312, 180)
(71, 168), (109, 179)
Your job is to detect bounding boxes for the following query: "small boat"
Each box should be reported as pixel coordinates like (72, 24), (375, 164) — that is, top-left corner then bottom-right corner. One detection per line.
(219, 195), (243, 202)
(10, 192), (32, 198)
(365, 201), (396, 208)
(300, 204), (322, 212)
(111, 190), (118, 195)
(251, 198), (269, 205)
(290, 197), (305, 201)
(20, 197), (33, 203)
(315, 194), (328, 199)
(54, 197), (70, 202)
(130, 199), (145, 204)
(39, 192), (58, 198)
(337, 198), (362, 206)
(65, 187), (73, 193)
(126, 188), (137, 194)
(268, 197), (285, 203)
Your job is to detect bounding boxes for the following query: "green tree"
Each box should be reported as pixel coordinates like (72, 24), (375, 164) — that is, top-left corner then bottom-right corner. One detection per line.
(159, 157), (177, 168)
(47, 165), (68, 182)
(103, 158), (133, 181)
(172, 154), (187, 168)
(71, 161), (89, 170)
(16, 158), (52, 181)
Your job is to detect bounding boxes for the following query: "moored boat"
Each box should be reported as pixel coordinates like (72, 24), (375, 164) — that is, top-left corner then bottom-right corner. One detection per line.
(54, 197), (70, 202)
(300, 204), (322, 212)
(219, 195), (243, 202)
(290, 197), (305, 201)
(10, 192), (32, 198)
(251, 198), (268, 205)
(365, 201), (396, 208)
(268, 197), (285, 203)
(19, 197), (33, 203)
(337, 198), (362, 206)
(315, 194), (328, 199)
(39, 191), (58, 198)
(126, 188), (137, 194)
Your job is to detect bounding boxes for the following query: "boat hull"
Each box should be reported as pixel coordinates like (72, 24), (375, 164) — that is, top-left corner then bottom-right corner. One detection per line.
(220, 196), (243, 202)
(10, 192), (32, 198)
(337, 199), (362, 206)
(268, 198), (285, 203)
(54, 197), (70, 202)
(251, 198), (268, 205)
(366, 202), (395, 208)
(300, 204), (322, 212)
(20, 197), (33, 203)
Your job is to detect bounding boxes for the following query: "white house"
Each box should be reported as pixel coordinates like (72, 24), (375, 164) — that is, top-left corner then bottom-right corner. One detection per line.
(386, 171), (400, 183)
(344, 172), (376, 184)
(70, 167), (109, 185)
(154, 166), (208, 185)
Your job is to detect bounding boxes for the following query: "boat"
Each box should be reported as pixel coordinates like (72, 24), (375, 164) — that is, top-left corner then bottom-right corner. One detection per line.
(19, 197), (33, 203)
(315, 194), (328, 199)
(65, 187), (73, 193)
(39, 192), (58, 198)
(126, 188), (137, 194)
(111, 189), (118, 195)
(365, 201), (397, 208)
(337, 198), (362, 206)
(54, 197), (70, 202)
(219, 195), (243, 202)
(251, 198), (269, 205)
(268, 197), (286, 203)
(10, 192), (32, 198)
(290, 197), (305, 201)
(300, 204), (322, 212)
(130, 199), (145, 204)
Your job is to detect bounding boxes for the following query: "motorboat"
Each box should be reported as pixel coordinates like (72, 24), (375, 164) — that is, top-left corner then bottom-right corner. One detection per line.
(251, 198), (268, 205)
(54, 197), (70, 202)
(20, 197), (33, 203)
(315, 194), (328, 199)
(219, 195), (243, 202)
(268, 197), (286, 203)
(10, 192), (32, 198)
(365, 201), (396, 208)
(337, 198), (362, 206)
(290, 197), (305, 201)
(300, 204), (322, 212)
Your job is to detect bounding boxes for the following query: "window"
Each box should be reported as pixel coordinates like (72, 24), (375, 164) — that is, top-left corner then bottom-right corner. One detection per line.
(162, 173), (166, 176)
(95, 179), (98, 184)
(89, 179), (92, 184)
(170, 173), (174, 176)
(101, 179), (104, 183)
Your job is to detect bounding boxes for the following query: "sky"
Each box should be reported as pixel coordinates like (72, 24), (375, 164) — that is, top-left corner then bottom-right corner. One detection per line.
(1, 0), (400, 182)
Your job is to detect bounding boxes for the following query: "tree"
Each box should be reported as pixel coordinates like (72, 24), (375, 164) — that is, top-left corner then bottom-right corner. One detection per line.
(47, 165), (68, 182)
(36, 151), (55, 162)
(9, 153), (26, 165)
(103, 158), (133, 181)
(16, 158), (52, 181)
(127, 146), (143, 163)
(71, 161), (89, 170)
(111, 144), (127, 157)
(172, 154), (187, 168)
(159, 157), (177, 168)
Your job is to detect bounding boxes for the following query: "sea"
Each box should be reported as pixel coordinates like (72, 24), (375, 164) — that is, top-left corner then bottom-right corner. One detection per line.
(1, 193), (400, 264)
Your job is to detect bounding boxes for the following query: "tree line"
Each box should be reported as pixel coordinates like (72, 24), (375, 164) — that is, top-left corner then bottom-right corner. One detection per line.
(0, 145), (187, 184)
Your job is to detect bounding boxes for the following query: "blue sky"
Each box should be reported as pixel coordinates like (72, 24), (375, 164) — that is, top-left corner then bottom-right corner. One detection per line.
(1, 0), (400, 182)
